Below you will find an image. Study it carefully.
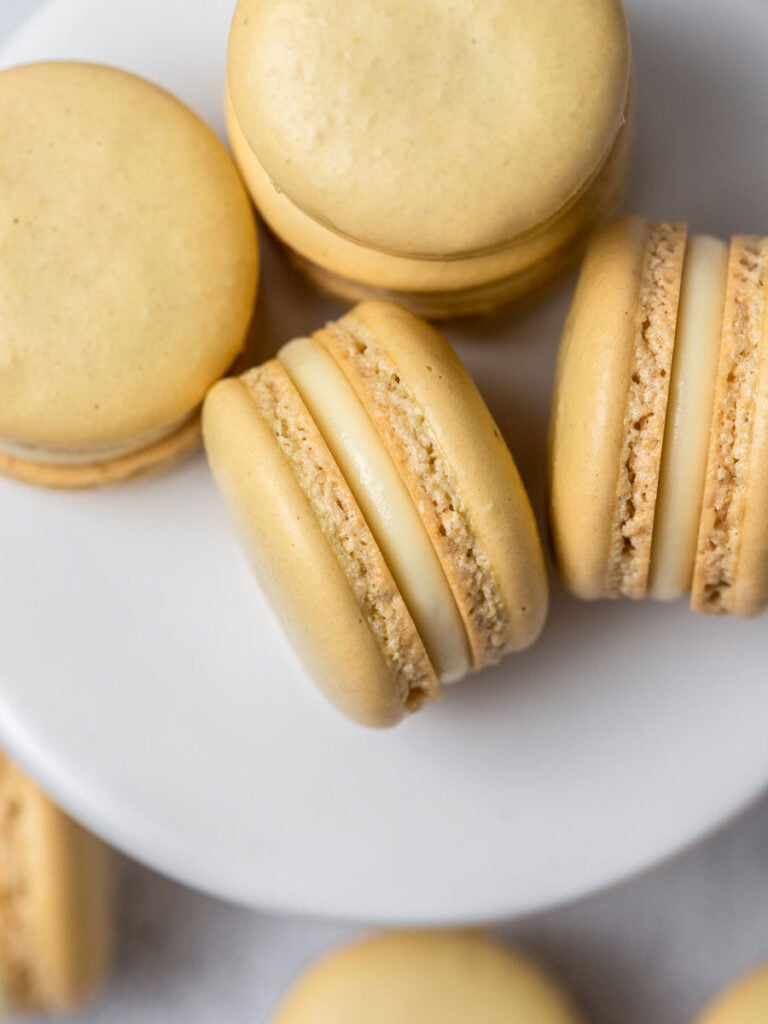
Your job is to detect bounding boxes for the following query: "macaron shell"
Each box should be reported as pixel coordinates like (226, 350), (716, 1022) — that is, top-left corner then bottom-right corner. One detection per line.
(202, 375), (437, 728)
(270, 931), (583, 1024)
(549, 216), (686, 600)
(0, 411), (201, 489)
(692, 236), (768, 616)
(226, 90), (631, 317)
(550, 217), (651, 598)
(320, 302), (548, 664)
(695, 964), (768, 1024)
(0, 755), (113, 1012)
(228, 0), (630, 256)
(0, 61), (258, 451)
(25, 782), (114, 1010)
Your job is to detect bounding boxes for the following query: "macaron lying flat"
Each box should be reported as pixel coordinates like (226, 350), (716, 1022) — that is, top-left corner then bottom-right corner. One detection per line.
(0, 61), (258, 488)
(695, 964), (768, 1024)
(226, 0), (631, 318)
(0, 753), (113, 1013)
(549, 215), (768, 615)
(269, 931), (583, 1024)
(203, 301), (547, 727)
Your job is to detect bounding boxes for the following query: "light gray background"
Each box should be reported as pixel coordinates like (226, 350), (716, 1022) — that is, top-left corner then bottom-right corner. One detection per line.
(2, 1), (768, 1022)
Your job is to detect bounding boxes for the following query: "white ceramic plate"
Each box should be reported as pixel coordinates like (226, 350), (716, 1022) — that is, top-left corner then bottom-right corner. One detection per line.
(1, 0), (767, 925)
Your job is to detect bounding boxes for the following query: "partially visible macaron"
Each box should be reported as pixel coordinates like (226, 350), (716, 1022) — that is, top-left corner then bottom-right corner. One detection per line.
(549, 215), (768, 615)
(203, 301), (547, 727)
(695, 963), (768, 1024)
(269, 931), (583, 1024)
(0, 752), (114, 1014)
(226, 0), (631, 318)
(0, 61), (258, 489)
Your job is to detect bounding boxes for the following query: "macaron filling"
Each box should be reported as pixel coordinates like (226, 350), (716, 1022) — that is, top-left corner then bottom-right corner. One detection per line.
(0, 409), (199, 467)
(278, 337), (471, 683)
(649, 235), (729, 600)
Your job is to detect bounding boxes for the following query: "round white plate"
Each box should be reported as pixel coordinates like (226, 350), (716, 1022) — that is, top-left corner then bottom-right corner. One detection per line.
(1, 0), (767, 925)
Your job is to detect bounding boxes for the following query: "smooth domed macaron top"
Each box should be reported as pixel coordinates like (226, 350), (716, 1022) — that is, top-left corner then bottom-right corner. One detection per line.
(270, 931), (583, 1024)
(0, 61), (258, 452)
(227, 0), (630, 258)
(695, 964), (768, 1024)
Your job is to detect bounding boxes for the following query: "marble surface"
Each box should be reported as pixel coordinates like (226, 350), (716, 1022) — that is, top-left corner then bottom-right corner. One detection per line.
(3, 1), (768, 1021)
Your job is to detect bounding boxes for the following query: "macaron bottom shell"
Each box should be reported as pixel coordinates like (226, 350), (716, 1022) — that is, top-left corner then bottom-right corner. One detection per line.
(225, 91), (631, 319)
(0, 411), (202, 489)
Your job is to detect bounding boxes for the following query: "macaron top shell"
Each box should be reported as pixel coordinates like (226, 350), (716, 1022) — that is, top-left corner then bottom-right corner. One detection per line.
(228, 0), (630, 258)
(549, 216), (686, 600)
(692, 235), (768, 616)
(696, 964), (768, 1024)
(270, 931), (583, 1024)
(0, 61), (257, 452)
(203, 367), (438, 728)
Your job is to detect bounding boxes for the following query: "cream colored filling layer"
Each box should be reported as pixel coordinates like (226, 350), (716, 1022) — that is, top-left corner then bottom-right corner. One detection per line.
(278, 337), (470, 683)
(649, 236), (729, 600)
(0, 410), (198, 466)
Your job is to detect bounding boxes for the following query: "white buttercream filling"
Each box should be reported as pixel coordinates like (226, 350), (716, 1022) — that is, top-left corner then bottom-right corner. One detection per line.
(0, 409), (198, 467)
(649, 235), (729, 600)
(279, 337), (470, 683)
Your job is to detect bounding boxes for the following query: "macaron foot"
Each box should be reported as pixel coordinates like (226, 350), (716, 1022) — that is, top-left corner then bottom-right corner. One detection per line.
(0, 415), (202, 490)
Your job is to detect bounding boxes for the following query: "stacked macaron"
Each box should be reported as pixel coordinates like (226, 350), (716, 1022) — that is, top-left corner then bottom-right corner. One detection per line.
(0, 61), (258, 489)
(549, 215), (768, 615)
(225, 0), (632, 318)
(0, 753), (113, 1014)
(203, 302), (548, 726)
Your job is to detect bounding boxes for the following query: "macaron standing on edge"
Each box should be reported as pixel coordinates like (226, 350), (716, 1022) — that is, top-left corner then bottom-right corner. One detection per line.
(203, 301), (548, 727)
(226, 0), (632, 318)
(0, 752), (114, 1014)
(0, 61), (258, 489)
(549, 215), (768, 615)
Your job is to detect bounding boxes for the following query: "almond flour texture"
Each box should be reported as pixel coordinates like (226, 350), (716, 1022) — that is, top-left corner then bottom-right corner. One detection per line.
(693, 237), (768, 613)
(610, 222), (687, 598)
(320, 317), (512, 667)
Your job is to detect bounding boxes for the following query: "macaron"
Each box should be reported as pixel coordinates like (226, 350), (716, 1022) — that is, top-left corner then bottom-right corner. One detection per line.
(226, 0), (632, 319)
(269, 931), (583, 1024)
(0, 752), (114, 1013)
(695, 964), (768, 1024)
(203, 301), (547, 727)
(0, 61), (258, 489)
(549, 215), (768, 615)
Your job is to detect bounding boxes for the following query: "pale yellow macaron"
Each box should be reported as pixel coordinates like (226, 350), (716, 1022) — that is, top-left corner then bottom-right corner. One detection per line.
(226, 0), (631, 318)
(695, 964), (768, 1024)
(269, 931), (583, 1024)
(0, 61), (258, 488)
(0, 753), (114, 1013)
(203, 301), (547, 727)
(549, 215), (768, 615)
